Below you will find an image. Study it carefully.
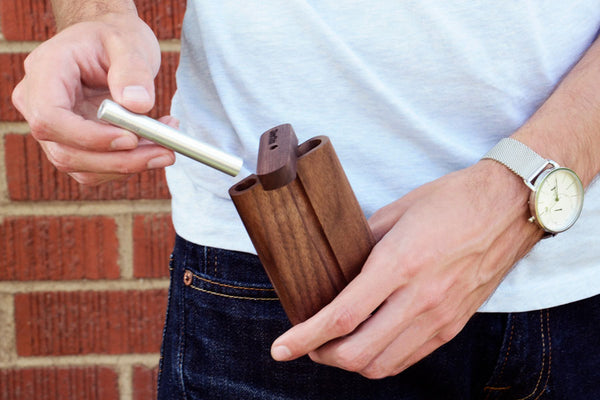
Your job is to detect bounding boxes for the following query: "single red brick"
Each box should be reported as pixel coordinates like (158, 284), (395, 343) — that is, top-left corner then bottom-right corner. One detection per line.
(133, 214), (175, 279)
(0, 366), (119, 400)
(0, 216), (119, 281)
(0, 53), (27, 121)
(0, 0), (55, 41)
(132, 365), (158, 400)
(14, 289), (167, 356)
(4, 134), (171, 201)
(0, 0), (185, 41)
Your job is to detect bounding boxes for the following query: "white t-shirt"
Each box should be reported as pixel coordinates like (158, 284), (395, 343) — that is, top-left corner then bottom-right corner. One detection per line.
(166, 1), (600, 312)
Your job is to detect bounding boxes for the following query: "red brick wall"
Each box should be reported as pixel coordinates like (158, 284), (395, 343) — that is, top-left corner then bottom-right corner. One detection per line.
(0, 1), (185, 399)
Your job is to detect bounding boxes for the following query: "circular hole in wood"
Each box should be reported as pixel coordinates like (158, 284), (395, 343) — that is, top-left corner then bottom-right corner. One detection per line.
(297, 138), (322, 156)
(233, 177), (258, 192)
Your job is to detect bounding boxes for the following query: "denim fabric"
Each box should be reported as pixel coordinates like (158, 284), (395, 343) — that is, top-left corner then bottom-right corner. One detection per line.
(157, 235), (600, 399)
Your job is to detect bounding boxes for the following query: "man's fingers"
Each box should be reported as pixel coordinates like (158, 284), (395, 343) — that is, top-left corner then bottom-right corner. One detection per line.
(103, 22), (161, 114)
(62, 116), (179, 185)
(12, 43), (141, 152)
(38, 114), (178, 174)
(33, 106), (140, 151)
(10, 16), (168, 188)
(39, 140), (174, 175)
(310, 273), (495, 379)
(357, 291), (483, 379)
(305, 285), (419, 371)
(270, 254), (398, 362)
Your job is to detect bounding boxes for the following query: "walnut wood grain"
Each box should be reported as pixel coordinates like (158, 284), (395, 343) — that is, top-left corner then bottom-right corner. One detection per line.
(229, 126), (375, 325)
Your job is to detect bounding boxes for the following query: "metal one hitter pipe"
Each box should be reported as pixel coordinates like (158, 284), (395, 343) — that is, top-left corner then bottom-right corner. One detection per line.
(97, 99), (243, 176)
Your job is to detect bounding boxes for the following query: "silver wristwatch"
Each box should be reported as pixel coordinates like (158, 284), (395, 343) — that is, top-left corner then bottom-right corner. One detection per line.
(482, 138), (584, 235)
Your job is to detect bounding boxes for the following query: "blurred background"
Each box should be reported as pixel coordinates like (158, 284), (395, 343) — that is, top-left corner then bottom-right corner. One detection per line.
(0, 1), (186, 398)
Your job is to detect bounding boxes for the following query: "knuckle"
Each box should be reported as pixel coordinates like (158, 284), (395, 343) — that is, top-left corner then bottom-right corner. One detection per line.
(115, 155), (151, 175)
(360, 362), (391, 380)
(28, 117), (51, 141)
(43, 145), (73, 172)
(419, 276), (457, 314)
(394, 256), (425, 285)
(11, 83), (25, 112)
(307, 352), (320, 364)
(437, 320), (466, 344)
(437, 330), (457, 345)
(114, 162), (134, 175)
(334, 347), (373, 373)
(328, 306), (358, 337)
(421, 289), (445, 313)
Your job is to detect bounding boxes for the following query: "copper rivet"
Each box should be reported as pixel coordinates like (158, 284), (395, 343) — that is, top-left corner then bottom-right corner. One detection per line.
(183, 270), (193, 286)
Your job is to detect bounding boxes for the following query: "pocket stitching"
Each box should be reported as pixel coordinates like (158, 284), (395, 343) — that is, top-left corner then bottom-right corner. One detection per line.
(189, 270), (276, 292)
(187, 284), (280, 301)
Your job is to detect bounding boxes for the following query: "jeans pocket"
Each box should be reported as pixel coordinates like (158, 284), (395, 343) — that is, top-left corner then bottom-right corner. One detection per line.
(177, 244), (296, 399)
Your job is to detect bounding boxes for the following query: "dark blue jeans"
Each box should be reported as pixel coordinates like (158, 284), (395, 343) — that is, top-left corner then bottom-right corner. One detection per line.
(157, 235), (600, 399)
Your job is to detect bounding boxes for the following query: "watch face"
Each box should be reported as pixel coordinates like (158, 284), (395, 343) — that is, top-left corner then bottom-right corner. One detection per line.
(532, 168), (584, 233)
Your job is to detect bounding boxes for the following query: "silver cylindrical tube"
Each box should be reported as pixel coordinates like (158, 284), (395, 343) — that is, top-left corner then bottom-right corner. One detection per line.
(97, 99), (243, 176)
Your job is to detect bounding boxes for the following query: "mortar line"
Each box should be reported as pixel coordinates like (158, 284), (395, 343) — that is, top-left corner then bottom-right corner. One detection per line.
(0, 200), (171, 217)
(118, 214), (135, 280)
(0, 40), (40, 53)
(0, 131), (8, 203)
(118, 364), (133, 400)
(0, 122), (30, 135)
(0, 353), (160, 369)
(0, 294), (17, 364)
(0, 278), (169, 294)
(0, 39), (180, 53)
(159, 39), (181, 52)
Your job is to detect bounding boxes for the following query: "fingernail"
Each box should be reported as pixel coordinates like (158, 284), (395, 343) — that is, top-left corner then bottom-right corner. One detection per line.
(122, 85), (151, 104)
(147, 155), (174, 169)
(271, 345), (292, 361)
(111, 135), (137, 150)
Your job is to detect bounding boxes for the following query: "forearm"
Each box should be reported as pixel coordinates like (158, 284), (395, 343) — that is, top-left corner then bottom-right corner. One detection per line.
(513, 36), (600, 187)
(51, 0), (137, 30)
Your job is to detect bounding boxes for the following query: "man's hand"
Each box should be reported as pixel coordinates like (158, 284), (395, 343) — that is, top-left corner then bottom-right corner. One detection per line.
(271, 160), (542, 379)
(272, 31), (600, 379)
(11, 13), (175, 185)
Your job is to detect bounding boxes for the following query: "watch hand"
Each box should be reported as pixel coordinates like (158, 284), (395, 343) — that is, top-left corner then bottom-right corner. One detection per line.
(553, 177), (559, 202)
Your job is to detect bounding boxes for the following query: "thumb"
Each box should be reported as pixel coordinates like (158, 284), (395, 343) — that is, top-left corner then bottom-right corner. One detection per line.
(105, 29), (160, 113)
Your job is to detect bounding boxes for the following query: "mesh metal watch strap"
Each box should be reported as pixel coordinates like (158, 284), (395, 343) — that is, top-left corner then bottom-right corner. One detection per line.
(482, 138), (550, 184)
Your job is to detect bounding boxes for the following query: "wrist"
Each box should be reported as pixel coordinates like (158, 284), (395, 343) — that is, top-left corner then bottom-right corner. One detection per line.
(476, 158), (531, 210)
(51, 0), (138, 30)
